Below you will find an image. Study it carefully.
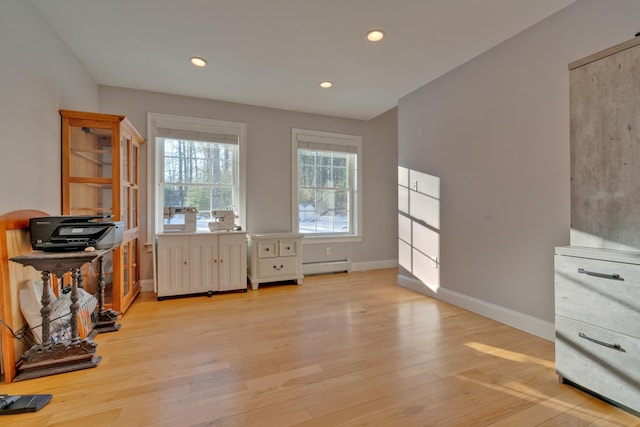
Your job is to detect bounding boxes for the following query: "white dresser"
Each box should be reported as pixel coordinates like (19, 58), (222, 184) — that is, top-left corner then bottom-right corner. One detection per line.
(555, 246), (640, 414)
(154, 231), (247, 299)
(247, 233), (303, 290)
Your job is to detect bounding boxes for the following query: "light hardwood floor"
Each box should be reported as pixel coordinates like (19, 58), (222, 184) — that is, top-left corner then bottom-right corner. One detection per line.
(1, 268), (638, 426)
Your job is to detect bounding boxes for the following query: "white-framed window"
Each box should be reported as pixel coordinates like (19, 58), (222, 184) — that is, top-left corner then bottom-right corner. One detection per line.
(147, 113), (246, 239)
(292, 128), (362, 240)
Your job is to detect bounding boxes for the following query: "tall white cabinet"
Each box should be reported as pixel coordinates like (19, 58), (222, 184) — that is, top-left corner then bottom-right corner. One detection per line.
(556, 36), (640, 415)
(154, 231), (247, 299)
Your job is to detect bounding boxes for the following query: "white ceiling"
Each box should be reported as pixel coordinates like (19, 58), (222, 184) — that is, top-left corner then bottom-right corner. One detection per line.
(32, 0), (575, 121)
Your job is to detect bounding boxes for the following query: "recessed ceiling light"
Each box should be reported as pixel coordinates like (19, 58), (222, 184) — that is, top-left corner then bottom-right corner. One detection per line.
(190, 56), (207, 67)
(320, 81), (333, 89)
(366, 29), (385, 42)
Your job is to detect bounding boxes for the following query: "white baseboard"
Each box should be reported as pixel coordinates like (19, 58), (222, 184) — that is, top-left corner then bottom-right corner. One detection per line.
(140, 278), (155, 293)
(351, 259), (398, 272)
(397, 274), (554, 342)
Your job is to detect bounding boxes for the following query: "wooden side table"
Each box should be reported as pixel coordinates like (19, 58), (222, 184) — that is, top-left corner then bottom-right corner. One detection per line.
(10, 250), (109, 381)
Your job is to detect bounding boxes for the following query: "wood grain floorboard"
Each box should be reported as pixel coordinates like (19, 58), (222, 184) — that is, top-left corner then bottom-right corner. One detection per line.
(0, 268), (638, 426)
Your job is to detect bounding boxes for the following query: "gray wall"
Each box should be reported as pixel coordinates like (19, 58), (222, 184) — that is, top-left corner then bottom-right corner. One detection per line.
(99, 87), (398, 283)
(0, 0), (99, 215)
(397, 0), (640, 325)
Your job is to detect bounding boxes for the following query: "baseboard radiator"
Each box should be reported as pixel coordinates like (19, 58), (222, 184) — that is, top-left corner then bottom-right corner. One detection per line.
(302, 259), (351, 276)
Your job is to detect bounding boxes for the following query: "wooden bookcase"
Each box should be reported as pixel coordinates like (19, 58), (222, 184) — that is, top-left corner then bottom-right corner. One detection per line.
(60, 110), (144, 314)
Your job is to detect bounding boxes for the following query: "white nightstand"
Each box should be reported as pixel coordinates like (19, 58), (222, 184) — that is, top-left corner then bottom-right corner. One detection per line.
(247, 233), (304, 290)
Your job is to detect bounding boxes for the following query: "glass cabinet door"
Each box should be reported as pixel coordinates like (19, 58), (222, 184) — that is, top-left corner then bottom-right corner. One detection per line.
(121, 134), (129, 182)
(131, 188), (138, 229)
(121, 134), (130, 228)
(118, 237), (140, 311)
(123, 241), (130, 296)
(66, 123), (114, 217)
(131, 142), (139, 228)
(69, 125), (112, 179)
(69, 182), (113, 217)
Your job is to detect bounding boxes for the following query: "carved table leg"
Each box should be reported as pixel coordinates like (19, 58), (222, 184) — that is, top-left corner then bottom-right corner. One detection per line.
(98, 255), (105, 312)
(69, 268), (80, 342)
(93, 254), (120, 333)
(77, 268), (84, 289)
(39, 271), (52, 348)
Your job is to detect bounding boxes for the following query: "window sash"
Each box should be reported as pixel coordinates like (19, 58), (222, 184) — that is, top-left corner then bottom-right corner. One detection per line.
(159, 137), (239, 227)
(298, 187), (353, 234)
(293, 127), (361, 237)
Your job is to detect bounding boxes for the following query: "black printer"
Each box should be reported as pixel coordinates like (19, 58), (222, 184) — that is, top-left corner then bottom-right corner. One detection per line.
(29, 216), (124, 252)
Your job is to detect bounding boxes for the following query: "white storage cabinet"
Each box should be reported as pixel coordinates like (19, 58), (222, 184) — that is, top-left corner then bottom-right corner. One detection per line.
(247, 233), (303, 290)
(155, 231), (247, 299)
(555, 246), (640, 414)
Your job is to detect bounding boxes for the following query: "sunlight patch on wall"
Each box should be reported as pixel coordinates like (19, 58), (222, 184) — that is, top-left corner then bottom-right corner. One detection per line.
(398, 166), (441, 292)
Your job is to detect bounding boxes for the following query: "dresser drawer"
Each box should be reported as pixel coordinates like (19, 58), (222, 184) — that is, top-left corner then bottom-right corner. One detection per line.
(279, 240), (298, 257)
(258, 257), (298, 278)
(257, 241), (278, 258)
(555, 254), (640, 338)
(556, 315), (640, 412)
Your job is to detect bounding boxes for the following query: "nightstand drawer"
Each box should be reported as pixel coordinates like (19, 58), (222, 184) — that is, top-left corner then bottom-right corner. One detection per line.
(555, 254), (640, 338)
(556, 315), (640, 412)
(258, 241), (277, 258)
(258, 257), (298, 278)
(279, 240), (298, 257)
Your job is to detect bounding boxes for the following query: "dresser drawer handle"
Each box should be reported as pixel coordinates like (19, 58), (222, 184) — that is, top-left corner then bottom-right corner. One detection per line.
(577, 268), (624, 281)
(579, 332), (626, 352)
(273, 264), (284, 270)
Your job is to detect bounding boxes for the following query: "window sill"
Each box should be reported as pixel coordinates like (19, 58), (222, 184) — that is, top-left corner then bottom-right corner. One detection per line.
(301, 235), (364, 245)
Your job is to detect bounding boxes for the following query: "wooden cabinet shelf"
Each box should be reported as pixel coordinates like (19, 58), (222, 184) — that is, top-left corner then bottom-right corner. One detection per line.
(71, 148), (112, 154)
(71, 150), (112, 166)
